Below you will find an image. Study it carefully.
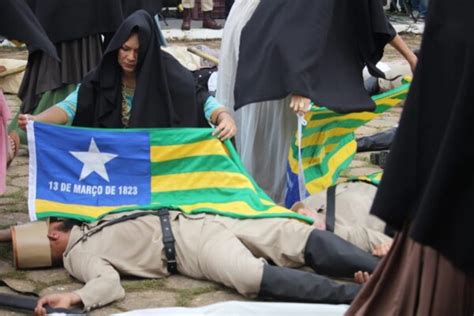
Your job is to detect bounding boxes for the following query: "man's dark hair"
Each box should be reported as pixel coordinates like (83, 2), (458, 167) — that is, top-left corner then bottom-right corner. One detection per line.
(50, 218), (82, 232)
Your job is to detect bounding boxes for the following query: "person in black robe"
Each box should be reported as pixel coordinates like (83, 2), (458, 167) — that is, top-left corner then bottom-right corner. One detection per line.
(234, 0), (417, 113)
(0, 0), (58, 60)
(347, 0), (474, 314)
(219, 0), (417, 203)
(17, 11), (236, 138)
(0, 0), (59, 169)
(9, 0), (164, 144)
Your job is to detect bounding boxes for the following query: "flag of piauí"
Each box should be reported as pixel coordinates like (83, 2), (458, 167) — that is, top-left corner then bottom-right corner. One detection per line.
(27, 122), (312, 224)
(285, 79), (410, 207)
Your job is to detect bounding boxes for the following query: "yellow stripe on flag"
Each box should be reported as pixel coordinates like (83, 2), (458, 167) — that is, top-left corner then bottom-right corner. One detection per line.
(300, 127), (355, 148)
(307, 97), (401, 129)
(150, 139), (229, 163)
(375, 97), (402, 107)
(151, 171), (257, 192)
(179, 201), (293, 217)
(305, 140), (357, 193)
(288, 143), (339, 173)
(35, 200), (133, 219)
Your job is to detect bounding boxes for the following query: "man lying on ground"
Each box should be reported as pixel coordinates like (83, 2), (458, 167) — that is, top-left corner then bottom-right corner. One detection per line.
(293, 182), (393, 256)
(1, 209), (377, 315)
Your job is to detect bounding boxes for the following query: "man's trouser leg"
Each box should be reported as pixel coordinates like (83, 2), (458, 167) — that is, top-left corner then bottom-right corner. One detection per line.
(193, 217), (361, 304)
(181, 0), (195, 9)
(191, 218), (264, 297)
(304, 230), (379, 278)
(201, 0), (214, 11)
(259, 264), (361, 304)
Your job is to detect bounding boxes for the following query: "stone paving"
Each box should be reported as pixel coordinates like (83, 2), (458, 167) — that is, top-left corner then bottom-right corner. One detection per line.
(0, 31), (420, 314)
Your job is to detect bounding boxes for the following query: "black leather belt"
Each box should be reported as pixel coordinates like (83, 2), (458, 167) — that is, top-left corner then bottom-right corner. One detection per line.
(157, 209), (178, 274)
(326, 185), (336, 233)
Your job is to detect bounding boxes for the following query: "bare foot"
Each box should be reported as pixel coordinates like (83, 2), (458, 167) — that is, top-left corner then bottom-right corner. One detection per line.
(354, 271), (371, 284)
(371, 241), (393, 257)
(7, 131), (19, 168)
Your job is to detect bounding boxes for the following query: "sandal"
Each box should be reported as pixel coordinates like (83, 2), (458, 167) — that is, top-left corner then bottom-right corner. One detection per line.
(7, 131), (19, 168)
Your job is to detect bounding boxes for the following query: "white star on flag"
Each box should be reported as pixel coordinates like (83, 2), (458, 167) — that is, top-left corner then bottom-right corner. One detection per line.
(70, 138), (118, 182)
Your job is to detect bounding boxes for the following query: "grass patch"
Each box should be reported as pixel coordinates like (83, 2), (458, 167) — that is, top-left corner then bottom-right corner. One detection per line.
(122, 278), (166, 292)
(1, 270), (27, 279)
(0, 243), (12, 262)
(34, 277), (77, 292)
(3, 206), (27, 213)
(175, 286), (219, 307)
(3, 188), (27, 201)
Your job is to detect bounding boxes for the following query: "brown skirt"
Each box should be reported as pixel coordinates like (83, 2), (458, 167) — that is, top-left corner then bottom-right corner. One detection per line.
(346, 224), (474, 316)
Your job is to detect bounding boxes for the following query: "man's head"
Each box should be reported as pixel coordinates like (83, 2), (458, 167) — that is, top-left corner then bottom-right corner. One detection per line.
(47, 219), (80, 265)
(11, 218), (80, 269)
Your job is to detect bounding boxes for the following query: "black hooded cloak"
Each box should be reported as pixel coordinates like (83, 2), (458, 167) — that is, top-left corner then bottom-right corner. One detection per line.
(73, 10), (207, 128)
(234, 0), (396, 113)
(370, 0), (474, 275)
(25, 0), (162, 44)
(0, 0), (58, 58)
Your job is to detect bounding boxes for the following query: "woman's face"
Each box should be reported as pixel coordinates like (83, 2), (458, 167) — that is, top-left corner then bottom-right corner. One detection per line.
(117, 33), (139, 75)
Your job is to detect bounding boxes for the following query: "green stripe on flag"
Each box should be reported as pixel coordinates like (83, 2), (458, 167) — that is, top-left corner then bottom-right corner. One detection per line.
(152, 188), (275, 211)
(151, 155), (240, 175)
(149, 128), (215, 146)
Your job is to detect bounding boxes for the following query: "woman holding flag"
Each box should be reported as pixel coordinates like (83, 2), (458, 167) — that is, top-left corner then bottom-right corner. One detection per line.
(18, 10), (236, 141)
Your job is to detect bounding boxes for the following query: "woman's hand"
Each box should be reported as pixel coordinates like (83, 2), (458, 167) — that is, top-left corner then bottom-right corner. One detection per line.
(212, 111), (236, 141)
(34, 292), (82, 316)
(289, 95), (311, 115)
(18, 113), (35, 131)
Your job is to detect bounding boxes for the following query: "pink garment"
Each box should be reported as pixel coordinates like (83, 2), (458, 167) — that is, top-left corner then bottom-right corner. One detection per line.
(0, 89), (11, 194)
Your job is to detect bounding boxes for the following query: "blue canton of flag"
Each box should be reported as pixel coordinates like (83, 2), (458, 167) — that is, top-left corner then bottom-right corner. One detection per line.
(30, 122), (151, 213)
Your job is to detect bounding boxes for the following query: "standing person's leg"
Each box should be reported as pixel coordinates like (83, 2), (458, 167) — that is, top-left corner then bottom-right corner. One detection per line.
(202, 0), (222, 29)
(411, 0), (421, 14)
(181, 0), (194, 30)
(225, 0), (234, 17)
(419, 0), (428, 17)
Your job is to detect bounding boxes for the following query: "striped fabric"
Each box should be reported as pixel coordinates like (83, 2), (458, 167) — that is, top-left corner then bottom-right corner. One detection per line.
(349, 171), (383, 186)
(286, 80), (410, 207)
(28, 122), (312, 224)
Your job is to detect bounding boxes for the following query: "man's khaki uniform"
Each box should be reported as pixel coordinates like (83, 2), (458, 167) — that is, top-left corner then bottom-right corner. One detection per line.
(63, 211), (313, 311)
(294, 182), (392, 252)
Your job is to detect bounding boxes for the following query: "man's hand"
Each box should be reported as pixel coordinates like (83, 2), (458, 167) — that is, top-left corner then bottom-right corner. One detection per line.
(34, 292), (82, 316)
(289, 95), (311, 115)
(18, 113), (35, 131)
(212, 112), (236, 141)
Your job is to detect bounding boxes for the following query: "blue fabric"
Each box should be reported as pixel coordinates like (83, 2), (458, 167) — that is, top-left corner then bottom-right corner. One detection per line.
(33, 122), (151, 207)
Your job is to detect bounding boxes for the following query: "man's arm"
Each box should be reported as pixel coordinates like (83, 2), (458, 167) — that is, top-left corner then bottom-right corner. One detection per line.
(34, 293), (81, 316)
(36, 251), (125, 314)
